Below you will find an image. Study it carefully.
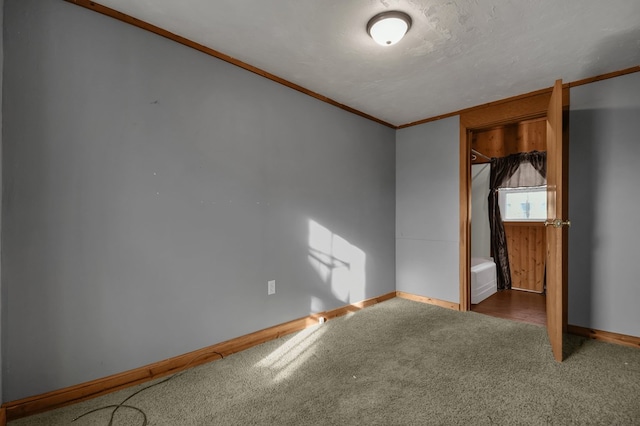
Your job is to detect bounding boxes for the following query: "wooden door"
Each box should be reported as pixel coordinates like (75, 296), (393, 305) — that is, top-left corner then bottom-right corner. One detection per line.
(545, 79), (568, 361)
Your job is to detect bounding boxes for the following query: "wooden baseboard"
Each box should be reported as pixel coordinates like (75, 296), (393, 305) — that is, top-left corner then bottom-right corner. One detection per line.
(319, 292), (397, 320)
(396, 291), (460, 311)
(2, 292), (396, 421)
(567, 325), (640, 349)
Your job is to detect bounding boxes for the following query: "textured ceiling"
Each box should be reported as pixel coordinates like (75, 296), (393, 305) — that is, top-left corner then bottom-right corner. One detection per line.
(95, 0), (640, 126)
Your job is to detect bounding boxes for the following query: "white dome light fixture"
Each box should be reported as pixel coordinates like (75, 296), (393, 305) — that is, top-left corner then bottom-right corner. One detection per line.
(367, 11), (412, 46)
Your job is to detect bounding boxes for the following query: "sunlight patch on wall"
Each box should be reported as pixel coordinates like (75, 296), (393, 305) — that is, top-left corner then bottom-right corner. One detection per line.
(307, 219), (366, 304)
(255, 325), (327, 383)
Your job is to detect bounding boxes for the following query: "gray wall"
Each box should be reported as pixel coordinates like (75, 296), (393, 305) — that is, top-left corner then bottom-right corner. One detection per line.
(471, 164), (491, 259)
(1, 0), (395, 401)
(568, 72), (640, 337)
(395, 117), (460, 303)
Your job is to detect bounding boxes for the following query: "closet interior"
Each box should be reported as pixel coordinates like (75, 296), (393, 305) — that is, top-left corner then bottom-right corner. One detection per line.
(469, 117), (547, 325)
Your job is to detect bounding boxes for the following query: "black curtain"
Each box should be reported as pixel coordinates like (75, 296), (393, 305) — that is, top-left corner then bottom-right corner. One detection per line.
(488, 151), (546, 290)
(525, 151), (546, 178)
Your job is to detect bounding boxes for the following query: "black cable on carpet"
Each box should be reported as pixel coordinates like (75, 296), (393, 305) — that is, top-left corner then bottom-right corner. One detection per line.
(72, 351), (224, 425)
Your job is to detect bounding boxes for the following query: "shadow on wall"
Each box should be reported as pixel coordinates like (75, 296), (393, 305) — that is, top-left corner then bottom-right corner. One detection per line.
(569, 106), (640, 328)
(569, 109), (597, 327)
(307, 219), (367, 313)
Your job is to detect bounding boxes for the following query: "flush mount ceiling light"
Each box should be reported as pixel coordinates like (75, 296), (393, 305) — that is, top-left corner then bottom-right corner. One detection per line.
(367, 11), (412, 46)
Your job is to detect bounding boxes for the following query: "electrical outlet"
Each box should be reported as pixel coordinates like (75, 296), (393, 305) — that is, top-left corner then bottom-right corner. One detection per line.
(267, 280), (276, 295)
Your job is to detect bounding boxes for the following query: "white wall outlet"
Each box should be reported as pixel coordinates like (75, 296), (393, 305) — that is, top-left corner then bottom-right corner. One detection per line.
(267, 280), (276, 295)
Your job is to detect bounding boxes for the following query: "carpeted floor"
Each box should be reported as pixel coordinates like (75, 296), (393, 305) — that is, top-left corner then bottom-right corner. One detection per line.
(10, 298), (640, 425)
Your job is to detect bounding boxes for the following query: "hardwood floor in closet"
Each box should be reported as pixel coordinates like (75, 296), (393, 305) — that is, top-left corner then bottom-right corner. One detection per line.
(471, 290), (546, 326)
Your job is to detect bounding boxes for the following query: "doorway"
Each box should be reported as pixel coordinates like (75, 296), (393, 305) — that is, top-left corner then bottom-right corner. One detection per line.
(459, 81), (569, 361)
(468, 119), (547, 326)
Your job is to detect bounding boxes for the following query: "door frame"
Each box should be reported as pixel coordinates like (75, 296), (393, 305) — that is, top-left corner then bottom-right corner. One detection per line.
(459, 87), (569, 311)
